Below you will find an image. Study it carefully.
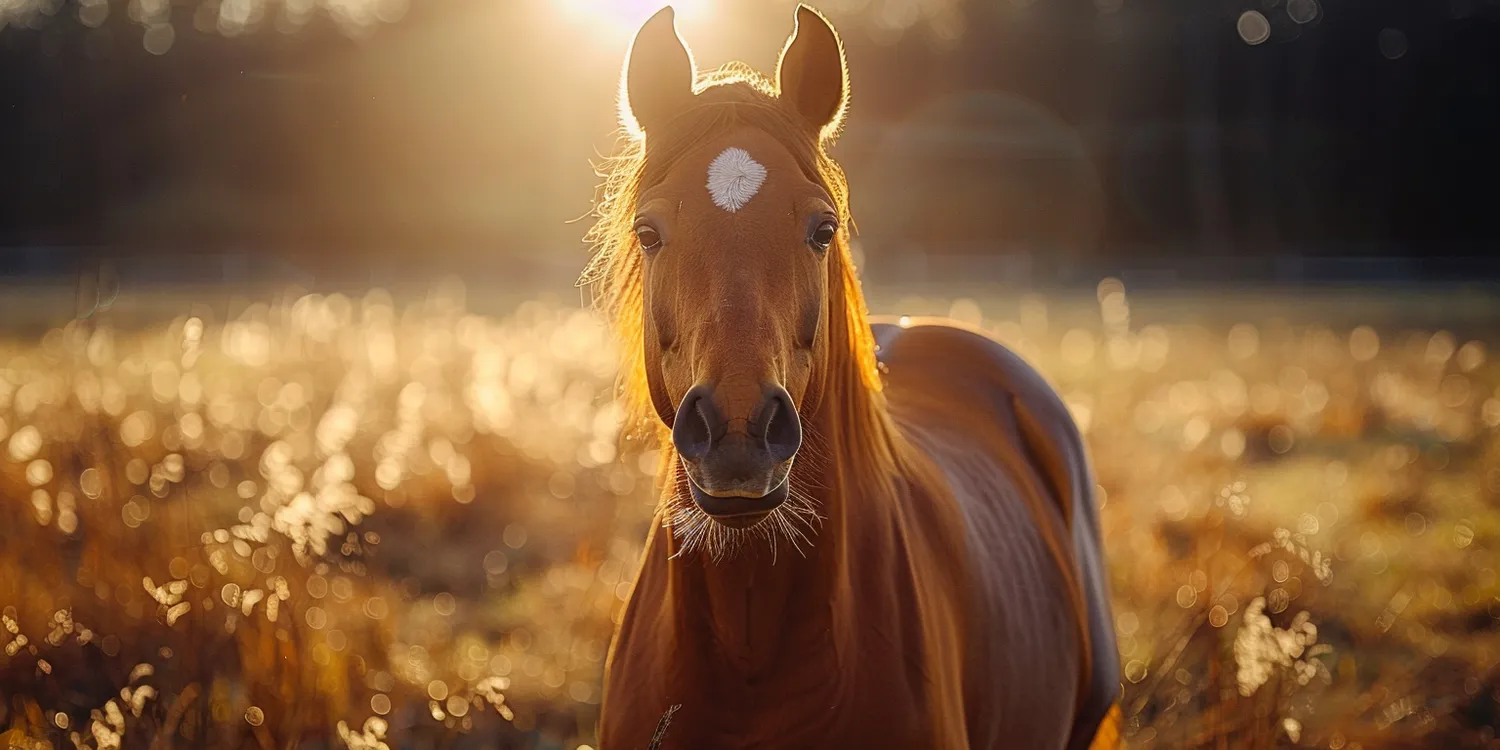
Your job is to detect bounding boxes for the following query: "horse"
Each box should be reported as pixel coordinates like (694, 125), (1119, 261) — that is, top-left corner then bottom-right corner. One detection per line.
(582, 6), (1121, 748)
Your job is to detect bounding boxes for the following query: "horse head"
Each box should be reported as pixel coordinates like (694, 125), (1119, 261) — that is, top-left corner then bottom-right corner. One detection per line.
(619, 5), (850, 531)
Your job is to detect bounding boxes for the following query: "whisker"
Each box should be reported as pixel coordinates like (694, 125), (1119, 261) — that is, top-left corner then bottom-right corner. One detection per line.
(654, 439), (834, 563)
(772, 510), (810, 558)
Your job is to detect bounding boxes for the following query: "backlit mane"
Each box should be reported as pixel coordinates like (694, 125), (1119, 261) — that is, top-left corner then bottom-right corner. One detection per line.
(580, 63), (883, 447)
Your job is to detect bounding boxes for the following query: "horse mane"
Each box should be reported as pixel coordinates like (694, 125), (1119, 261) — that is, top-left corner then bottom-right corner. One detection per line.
(579, 63), (886, 457)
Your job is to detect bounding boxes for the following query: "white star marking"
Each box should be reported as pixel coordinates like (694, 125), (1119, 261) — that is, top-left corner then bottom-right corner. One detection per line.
(705, 147), (767, 213)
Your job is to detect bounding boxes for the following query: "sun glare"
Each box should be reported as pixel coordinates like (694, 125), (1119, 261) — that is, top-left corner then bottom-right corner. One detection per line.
(551, 0), (709, 32)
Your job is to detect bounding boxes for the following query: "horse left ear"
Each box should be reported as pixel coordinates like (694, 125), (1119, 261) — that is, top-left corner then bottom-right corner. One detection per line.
(775, 5), (849, 141)
(620, 6), (697, 137)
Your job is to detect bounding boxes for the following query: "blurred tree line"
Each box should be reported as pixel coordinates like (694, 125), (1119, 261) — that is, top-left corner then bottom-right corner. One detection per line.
(0, 0), (1496, 282)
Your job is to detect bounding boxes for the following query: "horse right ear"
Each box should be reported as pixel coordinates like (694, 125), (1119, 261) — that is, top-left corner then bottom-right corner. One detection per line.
(620, 6), (697, 137)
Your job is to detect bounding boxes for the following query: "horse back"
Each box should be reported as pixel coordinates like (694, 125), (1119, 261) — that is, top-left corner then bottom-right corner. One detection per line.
(872, 319), (1121, 750)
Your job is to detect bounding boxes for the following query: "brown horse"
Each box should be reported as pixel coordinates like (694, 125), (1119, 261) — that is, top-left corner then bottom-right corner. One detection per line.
(583, 6), (1120, 748)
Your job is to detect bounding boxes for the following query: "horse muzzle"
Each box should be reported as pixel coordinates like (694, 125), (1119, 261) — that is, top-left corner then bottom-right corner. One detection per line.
(672, 382), (801, 527)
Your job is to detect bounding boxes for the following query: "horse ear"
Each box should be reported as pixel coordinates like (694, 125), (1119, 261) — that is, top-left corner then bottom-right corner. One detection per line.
(620, 6), (697, 136)
(775, 5), (849, 141)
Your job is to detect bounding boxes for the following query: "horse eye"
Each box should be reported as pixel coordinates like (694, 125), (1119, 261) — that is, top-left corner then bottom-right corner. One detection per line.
(635, 224), (662, 254)
(809, 221), (837, 252)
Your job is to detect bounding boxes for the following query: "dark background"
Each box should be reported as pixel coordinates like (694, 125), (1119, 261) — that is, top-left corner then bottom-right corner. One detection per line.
(1, 0), (1497, 287)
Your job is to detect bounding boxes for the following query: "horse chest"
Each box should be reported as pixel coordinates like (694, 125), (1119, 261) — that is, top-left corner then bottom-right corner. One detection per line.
(604, 621), (935, 749)
(654, 668), (931, 749)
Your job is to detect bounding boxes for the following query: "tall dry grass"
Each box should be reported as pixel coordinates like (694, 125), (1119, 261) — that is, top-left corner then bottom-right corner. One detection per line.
(0, 280), (1496, 749)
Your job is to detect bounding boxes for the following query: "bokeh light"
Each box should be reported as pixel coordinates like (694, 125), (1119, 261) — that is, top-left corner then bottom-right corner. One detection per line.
(0, 280), (1493, 746)
(1237, 10), (1271, 45)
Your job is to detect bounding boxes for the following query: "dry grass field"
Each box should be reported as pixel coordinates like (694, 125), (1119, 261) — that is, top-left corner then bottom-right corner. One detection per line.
(1, 280), (1498, 749)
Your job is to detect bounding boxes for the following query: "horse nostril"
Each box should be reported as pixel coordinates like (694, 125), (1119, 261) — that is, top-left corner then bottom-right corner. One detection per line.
(758, 387), (802, 464)
(672, 383), (720, 461)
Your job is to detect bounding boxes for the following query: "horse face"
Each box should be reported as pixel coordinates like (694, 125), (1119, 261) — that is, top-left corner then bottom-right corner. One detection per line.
(621, 5), (849, 528)
(636, 131), (832, 527)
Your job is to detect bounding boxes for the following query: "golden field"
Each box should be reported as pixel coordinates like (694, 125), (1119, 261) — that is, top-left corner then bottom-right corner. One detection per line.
(1, 280), (1498, 749)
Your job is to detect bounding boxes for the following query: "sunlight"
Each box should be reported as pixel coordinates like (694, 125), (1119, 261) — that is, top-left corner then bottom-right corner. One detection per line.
(551, 0), (710, 33)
